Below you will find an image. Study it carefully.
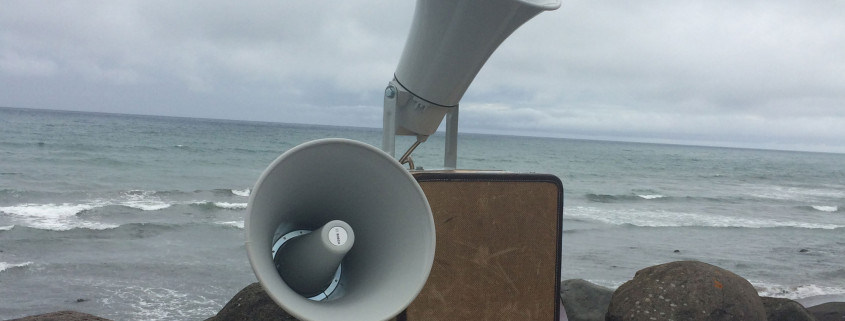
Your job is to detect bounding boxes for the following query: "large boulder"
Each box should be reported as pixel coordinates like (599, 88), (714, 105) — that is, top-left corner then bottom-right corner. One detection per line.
(207, 283), (402, 321)
(7, 311), (111, 321)
(204, 283), (298, 321)
(560, 279), (613, 321)
(760, 297), (815, 321)
(605, 261), (766, 321)
(807, 302), (845, 321)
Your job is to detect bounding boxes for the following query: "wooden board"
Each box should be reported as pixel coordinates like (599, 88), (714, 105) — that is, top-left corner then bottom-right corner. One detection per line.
(402, 171), (563, 321)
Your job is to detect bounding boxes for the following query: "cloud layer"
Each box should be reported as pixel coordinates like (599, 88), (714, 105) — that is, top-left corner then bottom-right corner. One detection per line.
(2, 0), (844, 152)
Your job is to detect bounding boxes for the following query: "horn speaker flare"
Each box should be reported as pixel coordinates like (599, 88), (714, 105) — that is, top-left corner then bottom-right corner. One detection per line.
(245, 139), (435, 321)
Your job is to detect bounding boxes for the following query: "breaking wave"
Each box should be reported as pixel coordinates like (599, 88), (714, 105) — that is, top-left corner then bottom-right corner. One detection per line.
(0, 188), (249, 230)
(754, 282), (845, 300)
(121, 190), (173, 211)
(214, 221), (244, 229)
(231, 189), (250, 197)
(0, 261), (33, 273)
(586, 193), (668, 203)
(189, 201), (247, 210)
(0, 202), (118, 231)
(566, 206), (845, 229)
(811, 205), (839, 212)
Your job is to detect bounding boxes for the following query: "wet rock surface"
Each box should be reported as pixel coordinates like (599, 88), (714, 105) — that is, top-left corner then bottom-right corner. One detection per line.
(560, 279), (613, 321)
(9, 263), (845, 321)
(7, 311), (111, 321)
(807, 302), (845, 321)
(761, 296), (815, 321)
(204, 282), (298, 321)
(605, 261), (767, 321)
(204, 282), (401, 321)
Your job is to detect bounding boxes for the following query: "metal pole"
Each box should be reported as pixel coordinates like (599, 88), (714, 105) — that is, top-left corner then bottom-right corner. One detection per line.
(444, 106), (458, 169)
(382, 85), (397, 158)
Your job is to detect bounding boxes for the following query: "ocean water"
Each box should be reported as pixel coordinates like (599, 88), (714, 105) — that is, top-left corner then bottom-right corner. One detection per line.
(1, 106), (844, 320)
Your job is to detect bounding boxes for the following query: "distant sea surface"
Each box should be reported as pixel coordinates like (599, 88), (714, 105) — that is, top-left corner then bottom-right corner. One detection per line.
(2, 107), (844, 320)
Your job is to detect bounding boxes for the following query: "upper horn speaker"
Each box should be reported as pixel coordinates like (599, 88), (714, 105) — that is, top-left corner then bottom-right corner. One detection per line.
(394, 0), (561, 108)
(245, 138), (436, 321)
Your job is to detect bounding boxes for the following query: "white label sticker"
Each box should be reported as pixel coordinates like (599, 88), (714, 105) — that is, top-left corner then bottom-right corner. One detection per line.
(328, 226), (348, 246)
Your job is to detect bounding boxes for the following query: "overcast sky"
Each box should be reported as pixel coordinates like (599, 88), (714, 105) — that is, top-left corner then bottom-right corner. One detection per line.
(2, 0), (844, 153)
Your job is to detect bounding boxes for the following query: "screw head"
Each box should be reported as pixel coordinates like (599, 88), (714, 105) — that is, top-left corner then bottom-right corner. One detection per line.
(385, 86), (397, 98)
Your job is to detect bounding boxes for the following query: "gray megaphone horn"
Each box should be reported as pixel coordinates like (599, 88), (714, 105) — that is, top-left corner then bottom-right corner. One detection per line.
(245, 139), (435, 321)
(383, 0), (561, 166)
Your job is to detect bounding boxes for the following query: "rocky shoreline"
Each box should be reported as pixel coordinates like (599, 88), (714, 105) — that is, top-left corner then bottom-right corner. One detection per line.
(561, 261), (845, 321)
(8, 261), (845, 321)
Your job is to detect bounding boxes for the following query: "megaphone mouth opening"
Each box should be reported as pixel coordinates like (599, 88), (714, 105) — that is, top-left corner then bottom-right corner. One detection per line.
(272, 229), (344, 301)
(245, 138), (436, 320)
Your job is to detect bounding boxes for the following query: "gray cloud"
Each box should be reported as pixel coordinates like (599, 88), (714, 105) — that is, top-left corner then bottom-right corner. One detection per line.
(2, 0), (844, 152)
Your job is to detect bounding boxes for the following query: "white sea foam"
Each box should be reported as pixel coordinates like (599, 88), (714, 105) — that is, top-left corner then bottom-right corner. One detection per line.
(215, 220), (245, 229)
(103, 285), (219, 321)
(585, 279), (625, 290)
(0, 202), (103, 218)
(0, 225), (13, 231)
(190, 201), (248, 210)
(121, 201), (172, 211)
(0, 202), (117, 231)
(121, 190), (172, 211)
(213, 202), (247, 210)
(745, 184), (845, 202)
(231, 188), (250, 197)
(0, 261), (33, 273)
(26, 219), (118, 231)
(0, 190), (242, 230)
(71, 221), (120, 230)
(567, 206), (845, 229)
(811, 205), (838, 212)
(637, 194), (665, 200)
(754, 282), (845, 300)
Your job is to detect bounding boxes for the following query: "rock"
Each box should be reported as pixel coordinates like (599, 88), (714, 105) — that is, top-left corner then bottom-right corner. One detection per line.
(605, 261), (767, 321)
(760, 297), (815, 321)
(807, 302), (845, 321)
(7, 311), (111, 321)
(559, 279), (613, 321)
(206, 283), (403, 321)
(205, 283), (298, 321)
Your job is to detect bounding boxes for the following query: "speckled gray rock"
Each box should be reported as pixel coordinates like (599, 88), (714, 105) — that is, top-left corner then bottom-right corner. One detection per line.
(560, 279), (613, 321)
(206, 283), (402, 321)
(761, 297), (815, 321)
(605, 261), (766, 321)
(807, 302), (845, 321)
(7, 311), (111, 321)
(204, 283), (298, 321)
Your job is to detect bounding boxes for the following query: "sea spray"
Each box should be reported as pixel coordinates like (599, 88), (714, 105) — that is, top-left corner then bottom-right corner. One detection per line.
(567, 206), (845, 229)
(0, 261), (33, 273)
(231, 189), (250, 197)
(812, 205), (838, 212)
(214, 221), (245, 229)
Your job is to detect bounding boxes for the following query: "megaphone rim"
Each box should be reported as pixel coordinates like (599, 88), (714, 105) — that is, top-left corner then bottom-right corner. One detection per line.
(517, 0), (562, 10)
(244, 138), (436, 320)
